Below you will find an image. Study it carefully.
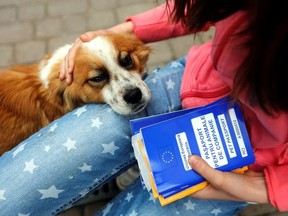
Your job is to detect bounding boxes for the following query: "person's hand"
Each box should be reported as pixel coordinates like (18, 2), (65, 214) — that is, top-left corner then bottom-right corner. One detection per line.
(188, 155), (269, 204)
(59, 30), (112, 84)
(59, 21), (134, 84)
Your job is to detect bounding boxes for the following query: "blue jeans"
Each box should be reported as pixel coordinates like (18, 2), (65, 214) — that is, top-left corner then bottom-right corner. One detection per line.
(0, 57), (247, 215)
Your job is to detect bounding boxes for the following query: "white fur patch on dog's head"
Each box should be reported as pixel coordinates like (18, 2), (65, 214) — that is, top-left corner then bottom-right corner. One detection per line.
(39, 44), (72, 88)
(39, 34), (152, 115)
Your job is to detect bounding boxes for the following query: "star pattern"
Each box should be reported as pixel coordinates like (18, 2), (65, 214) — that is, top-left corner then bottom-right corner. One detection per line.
(44, 145), (51, 152)
(151, 68), (160, 74)
(78, 163), (92, 172)
(101, 142), (119, 155)
(63, 138), (77, 151)
(102, 203), (114, 216)
(23, 159), (38, 174)
(0, 190), (6, 200)
(166, 79), (175, 90)
(38, 185), (64, 199)
(79, 190), (89, 197)
(1, 58), (234, 215)
(48, 123), (57, 132)
(93, 178), (100, 183)
(148, 193), (156, 203)
(211, 208), (222, 215)
(73, 106), (87, 117)
(169, 104), (175, 112)
(91, 117), (103, 129)
(111, 168), (118, 175)
(12, 143), (27, 158)
(129, 210), (138, 216)
(37, 133), (42, 137)
(184, 200), (196, 210)
(170, 61), (182, 68)
(125, 192), (134, 202)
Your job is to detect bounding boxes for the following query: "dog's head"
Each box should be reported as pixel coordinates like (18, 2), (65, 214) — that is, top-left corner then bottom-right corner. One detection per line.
(40, 34), (152, 115)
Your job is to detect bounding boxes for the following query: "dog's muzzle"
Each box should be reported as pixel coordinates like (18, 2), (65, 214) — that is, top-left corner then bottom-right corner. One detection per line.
(123, 87), (142, 104)
(123, 87), (149, 113)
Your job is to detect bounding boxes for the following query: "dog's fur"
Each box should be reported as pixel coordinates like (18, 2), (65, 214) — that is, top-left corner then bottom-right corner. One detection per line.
(0, 34), (151, 155)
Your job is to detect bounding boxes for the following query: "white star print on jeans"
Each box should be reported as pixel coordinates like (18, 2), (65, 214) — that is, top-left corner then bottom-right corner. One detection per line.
(0, 57), (247, 215)
(63, 138), (77, 151)
(23, 159), (38, 174)
(0, 190), (6, 200)
(38, 185), (64, 199)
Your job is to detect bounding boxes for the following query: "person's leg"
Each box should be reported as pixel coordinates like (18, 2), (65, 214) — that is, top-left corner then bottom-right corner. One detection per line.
(0, 57), (186, 216)
(93, 58), (249, 216)
(96, 178), (248, 216)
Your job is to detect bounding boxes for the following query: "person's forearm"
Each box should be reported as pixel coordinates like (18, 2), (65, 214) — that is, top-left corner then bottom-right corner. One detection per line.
(126, 3), (188, 43)
(108, 21), (134, 35)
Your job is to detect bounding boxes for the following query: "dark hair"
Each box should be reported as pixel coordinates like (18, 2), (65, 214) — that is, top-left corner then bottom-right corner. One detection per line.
(168, 0), (288, 114)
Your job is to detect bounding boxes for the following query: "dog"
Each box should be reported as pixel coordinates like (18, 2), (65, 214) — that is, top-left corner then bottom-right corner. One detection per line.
(0, 34), (151, 155)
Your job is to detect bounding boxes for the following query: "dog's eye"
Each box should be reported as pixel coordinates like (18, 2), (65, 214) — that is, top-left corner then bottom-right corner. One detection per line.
(119, 53), (133, 69)
(89, 73), (108, 83)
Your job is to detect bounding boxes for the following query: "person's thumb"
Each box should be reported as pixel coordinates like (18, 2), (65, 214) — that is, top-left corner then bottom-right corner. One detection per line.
(188, 155), (225, 188)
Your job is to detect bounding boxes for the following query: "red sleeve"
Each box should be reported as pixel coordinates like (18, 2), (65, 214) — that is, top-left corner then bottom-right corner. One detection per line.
(237, 101), (288, 211)
(126, 3), (211, 43)
(264, 163), (288, 212)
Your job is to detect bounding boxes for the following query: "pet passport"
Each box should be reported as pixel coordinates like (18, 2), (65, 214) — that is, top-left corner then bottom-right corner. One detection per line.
(130, 97), (255, 206)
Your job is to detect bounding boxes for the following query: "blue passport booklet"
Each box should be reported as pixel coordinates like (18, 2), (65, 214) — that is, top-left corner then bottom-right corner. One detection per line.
(130, 97), (255, 206)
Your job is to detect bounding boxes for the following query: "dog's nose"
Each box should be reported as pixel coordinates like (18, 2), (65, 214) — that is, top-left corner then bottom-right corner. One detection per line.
(124, 87), (142, 104)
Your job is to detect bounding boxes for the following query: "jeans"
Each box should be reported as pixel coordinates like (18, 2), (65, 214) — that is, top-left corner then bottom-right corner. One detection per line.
(0, 57), (247, 216)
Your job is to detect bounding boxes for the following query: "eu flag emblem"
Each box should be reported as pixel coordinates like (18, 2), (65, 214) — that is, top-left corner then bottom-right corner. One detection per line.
(158, 145), (178, 170)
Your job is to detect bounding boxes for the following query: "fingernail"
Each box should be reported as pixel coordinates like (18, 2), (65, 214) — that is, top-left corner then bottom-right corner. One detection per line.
(80, 34), (87, 41)
(188, 155), (197, 164)
(188, 155), (193, 163)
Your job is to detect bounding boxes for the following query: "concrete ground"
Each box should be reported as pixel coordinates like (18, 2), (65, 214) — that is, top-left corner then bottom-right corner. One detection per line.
(0, 0), (287, 215)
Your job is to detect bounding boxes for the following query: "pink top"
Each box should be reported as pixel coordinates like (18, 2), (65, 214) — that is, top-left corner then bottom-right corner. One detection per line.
(127, 3), (288, 211)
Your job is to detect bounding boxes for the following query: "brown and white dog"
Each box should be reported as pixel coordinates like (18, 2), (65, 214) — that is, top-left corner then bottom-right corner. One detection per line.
(0, 34), (151, 155)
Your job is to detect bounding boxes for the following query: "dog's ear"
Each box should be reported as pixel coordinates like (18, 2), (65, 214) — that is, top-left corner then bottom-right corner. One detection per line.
(62, 89), (84, 112)
(136, 45), (152, 65)
(63, 91), (74, 111)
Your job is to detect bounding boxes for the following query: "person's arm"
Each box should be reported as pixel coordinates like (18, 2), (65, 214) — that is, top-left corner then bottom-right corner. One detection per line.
(188, 155), (288, 212)
(265, 165), (288, 211)
(188, 155), (269, 203)
(126, 3), (188, 43)
(59, 21), (134, 84)
(59, 3), (213, 83)
(237, 99), (288, 211)
(127, 3), (213, 43)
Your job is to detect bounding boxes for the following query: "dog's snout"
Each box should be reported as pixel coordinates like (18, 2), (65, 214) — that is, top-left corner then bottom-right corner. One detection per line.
(124, 87), (142, 104)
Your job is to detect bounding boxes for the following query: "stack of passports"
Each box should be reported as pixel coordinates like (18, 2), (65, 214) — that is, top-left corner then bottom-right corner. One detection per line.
(130, 97), (255, 206)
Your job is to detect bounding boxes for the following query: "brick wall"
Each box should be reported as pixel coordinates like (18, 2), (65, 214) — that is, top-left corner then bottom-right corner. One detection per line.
(0, 0), (214, 70)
